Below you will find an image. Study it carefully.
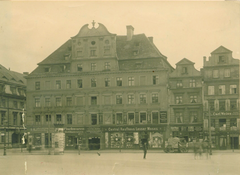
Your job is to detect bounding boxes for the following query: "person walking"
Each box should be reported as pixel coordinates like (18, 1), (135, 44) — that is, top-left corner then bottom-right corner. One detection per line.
(143, 142), (148, 159)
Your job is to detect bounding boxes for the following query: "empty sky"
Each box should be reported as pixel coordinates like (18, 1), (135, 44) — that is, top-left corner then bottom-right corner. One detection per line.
(0, 1), (239, 74)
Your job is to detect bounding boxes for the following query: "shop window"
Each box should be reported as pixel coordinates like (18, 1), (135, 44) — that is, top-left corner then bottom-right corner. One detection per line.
(77, 79), (83, 88)
(66, 80), (71, 89)
(128, 94), (135, 104)
(176, 95), (183, 104)
(56, 80), (61, 89)
(116, 113), (122, 124)
(218, 85), (225, 95)
(230, 85), (237, 94)
(46, 115), (51, 122)
(175, 112), (183, 123)
(35, 98), (40, 107)
(56, 115), (62, 122)
(45, 98), (51, 107)
(91, 96), (97, 105)
(140, 113), (147, 124)
(213, 70), (219, 78)
(13, 112), (17, 125)
(177, 80), (183, 88)
(128, 113), (134, 125)
(153, 75), (158, 85)
(77, 64), (83, 71)
(13, 101), (18, 109)
(67, 114), (72, 124)
(152, 93), (158, 103)
(56, 97), (62, 107)
(152, 112), (158, 124)
(91, 63), (96, 71)
(35, 81), (40, 90)
(219, 101), (225, 111)
(104, 62), (110, 70)
(190, 79), (196, 87)
(224, 69), (230, 77)
(91, 78), (96, 87)
(91, 114), (97, 125)
(35, 115), (41, 123)
(105, 78), (110, 87)
(66, 97), (72, 106)
(140, 94), (146, 104)
(190, 112), (198, 123)
(116, 95), (122, 104)
(230, 100), (237, 110)
(208, 86), (215, 95)
(116, 77), (122, 86)
(128, 77), (134, 86)
(190, 95), (197, 103)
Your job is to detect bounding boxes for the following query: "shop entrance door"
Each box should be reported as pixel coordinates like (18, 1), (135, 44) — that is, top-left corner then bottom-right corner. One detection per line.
(230, 137), (239, 149)
(88, 137), (100, 150)
(219, 137), (227, 150)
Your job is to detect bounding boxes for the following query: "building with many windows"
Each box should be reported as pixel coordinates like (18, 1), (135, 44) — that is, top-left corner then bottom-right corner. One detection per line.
(168, 58), (203, 142)
(0, 64), (26, 148)
(26, 22), (174, 150)
(202, 46), (240, 150)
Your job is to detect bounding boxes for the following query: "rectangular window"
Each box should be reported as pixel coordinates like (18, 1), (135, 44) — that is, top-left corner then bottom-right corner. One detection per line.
(13, 101), (18, 109)
(219, 119), (226, 127)
(116, 95), (122, 104)
(140, 94), (146, 104)
(90, 50), (96, 57)
(230, 118), (237, 127)
(177, 80), (183, 88)
(153, 75), (159, 85)
(152, 112), (158, 124)
(91, 114), (97, 125)
(182, 67), (188, 74)
(152, 94), (158, 103)
(176, 95), (183, 104)
(219, 100), (225, 111)
(128, 113), (134, 125)
(1, 112), (5, 125)
(175, 112), (183, 123)
(213, 70), (219, 78)
(128, 94), (135, 104)
(44, 67), (50, 72)
(116, 77), (122, 86)
(67, 114), (72, 124)
(116, 113), (123, 124)
(91, 78), (96, 87)
(160, 111), (167, 123)
(209, 101), (215, 111)
(208, 86), (215, 95)
(91, 63), (96, 71)
(77, 64), (83, 71)
(218, 85), (225, 95)
(35, 82), (40, 90)
(66, 80), (71, 89)
(190, 79), (196, 87)
(105, 78), (110, 87)
(104, 62), (110, 70)
(140, 76), (146, 86)
(56, 114), (62, 122)
(35, 98), (40, 107)
(20, 102), (24, 109)
(13, 112), (17, 125)
(230, 85), (237, 94)
(45, 98), (50, 107)
(77, 79), (83, 88)
(230, 100), (237, 110)
(91, 96), (97, 105)
(56, 97), (62, 107)
(66, 97), (72, 106)
(219, 56), (226, 64)
(190, 95), (197, 103)
(56, 80), (61, 89)
(46, 115), (51, 122)
(140, 113), (147, 124)
(128, 77), (134, 86)
(224, 69), (230, 77)
(190, 112), (198, 123)
(35, 115), (41, 122)
(1, 99), (6, 108)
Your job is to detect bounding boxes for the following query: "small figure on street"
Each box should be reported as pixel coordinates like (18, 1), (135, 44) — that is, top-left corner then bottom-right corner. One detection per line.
(78, 144), (81, 155)
(143, 142), (148, 159)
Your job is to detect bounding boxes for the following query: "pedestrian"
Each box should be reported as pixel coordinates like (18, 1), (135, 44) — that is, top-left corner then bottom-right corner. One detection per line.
(193, 141), (198, 159)
(143, 142), (148, 159)
(78, 144), (81, 155)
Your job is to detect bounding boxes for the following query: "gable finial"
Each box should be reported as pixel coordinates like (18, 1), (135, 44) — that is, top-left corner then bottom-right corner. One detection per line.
(92, 20), (96, 28)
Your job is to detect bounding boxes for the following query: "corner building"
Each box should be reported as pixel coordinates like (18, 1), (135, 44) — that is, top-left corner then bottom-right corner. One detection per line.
(26, 22), (174, 150)
(202, 46), (240, 150)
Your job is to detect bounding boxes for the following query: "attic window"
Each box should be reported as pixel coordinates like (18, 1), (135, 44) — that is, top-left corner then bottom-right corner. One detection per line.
(219, 56), (226, 64)
(182, 67), (188, 74)
(44, 67), (50, 72)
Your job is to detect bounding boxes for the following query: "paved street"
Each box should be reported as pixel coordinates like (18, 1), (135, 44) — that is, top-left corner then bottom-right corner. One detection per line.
(0, 150), (240, 175)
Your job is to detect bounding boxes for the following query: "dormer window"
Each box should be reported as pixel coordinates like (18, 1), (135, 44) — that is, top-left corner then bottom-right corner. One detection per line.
(182, 67), (188, 74)
(44, 67), (50, 72)
(219, 56), (226, 64)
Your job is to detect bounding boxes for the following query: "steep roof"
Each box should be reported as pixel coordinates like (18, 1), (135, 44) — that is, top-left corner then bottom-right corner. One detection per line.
(211, 45), (232, 54)
(0, 64), (26, 85)
(176, 58), (195, 65)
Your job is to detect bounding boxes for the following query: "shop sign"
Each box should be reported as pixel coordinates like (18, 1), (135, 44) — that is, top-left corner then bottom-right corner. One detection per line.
(86, 127), (101, 133)
(107, 127), (163, 132)
(212, 112), (238, 116)
(65, 128), (85, 131)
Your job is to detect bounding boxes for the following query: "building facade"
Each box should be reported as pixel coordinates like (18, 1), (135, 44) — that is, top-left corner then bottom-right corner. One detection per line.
(168, 58), (203, 142)
(202, 46), (240, 150)
(0, 65), (27, 148)
(26, 22), (174, 150)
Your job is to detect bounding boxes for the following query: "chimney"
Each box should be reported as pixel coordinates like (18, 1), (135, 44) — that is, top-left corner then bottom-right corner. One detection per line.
(126, 25), (134, 41)
(148, 37), (153, 43)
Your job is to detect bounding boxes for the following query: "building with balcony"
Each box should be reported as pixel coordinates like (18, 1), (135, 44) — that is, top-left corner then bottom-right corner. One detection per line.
(0, 64), (27, 148)
(202, 46), (240, 150)
(26, 22), (174, 150)
(168, 58), (203, 142)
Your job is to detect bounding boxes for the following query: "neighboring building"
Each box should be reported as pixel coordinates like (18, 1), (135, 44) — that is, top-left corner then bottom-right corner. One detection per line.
(168, 58), (203, 142)
(202, 46), (240, 150)
(0, 65), (27, 148)
(26, 22), (174, 150)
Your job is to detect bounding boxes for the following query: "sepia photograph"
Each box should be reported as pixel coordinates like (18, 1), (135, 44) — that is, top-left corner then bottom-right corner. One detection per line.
(0, 1), (240, 175)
